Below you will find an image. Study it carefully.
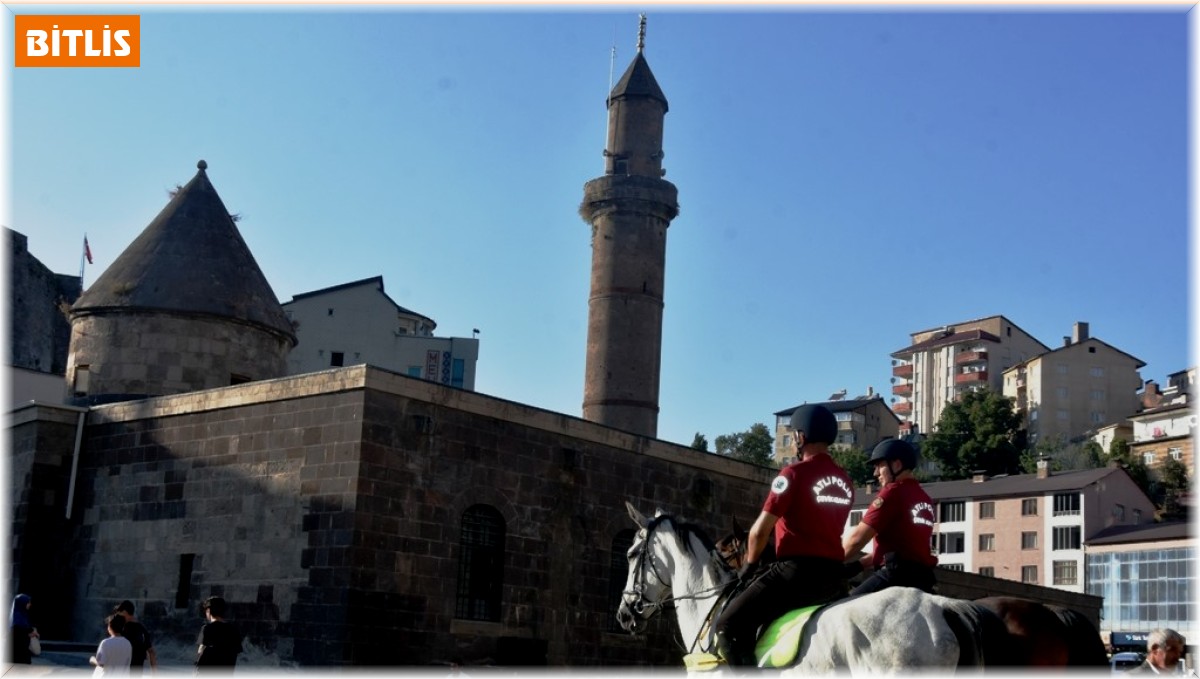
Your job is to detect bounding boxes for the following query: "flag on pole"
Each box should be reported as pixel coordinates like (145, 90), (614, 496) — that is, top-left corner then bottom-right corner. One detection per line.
(84, 236), (93, 265)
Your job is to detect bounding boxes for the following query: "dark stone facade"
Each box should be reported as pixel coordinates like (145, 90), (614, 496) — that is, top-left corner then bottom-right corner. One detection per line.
(9, 366), (774, 666)
(7, 228), (81, 375)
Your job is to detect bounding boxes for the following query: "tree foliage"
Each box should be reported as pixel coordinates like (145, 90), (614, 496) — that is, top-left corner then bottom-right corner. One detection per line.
(830, 446), (873, 486)
(714, 423), (775, 467)
(1158, 456), (1191, 520)
(1103, 438), (1152, 499)
(690, 433), (709, 452)
(921, 389), (1024, 480)
(1019, 438), (1104, 474)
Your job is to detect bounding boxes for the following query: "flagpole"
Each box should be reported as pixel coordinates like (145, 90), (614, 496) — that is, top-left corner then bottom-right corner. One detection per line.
(80, 234), (88, 287)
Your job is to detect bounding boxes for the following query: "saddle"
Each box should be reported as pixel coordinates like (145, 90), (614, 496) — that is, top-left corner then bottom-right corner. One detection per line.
(683, 603), (823, 670)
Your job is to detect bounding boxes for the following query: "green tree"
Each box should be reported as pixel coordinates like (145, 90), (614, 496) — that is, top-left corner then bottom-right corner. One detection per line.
(714, 423), (775, 467)
(1019, 438), (1104, 474)
(1159, 457), (1191, 520)
(690, 433), (709, 452)
(829, 446), (873, 486)
(1103, 438), (1153, 499)
(921, 389), (1024, 480)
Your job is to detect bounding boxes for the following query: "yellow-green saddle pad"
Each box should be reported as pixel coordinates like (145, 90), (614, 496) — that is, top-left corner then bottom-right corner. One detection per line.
(754, 604), (821, 668)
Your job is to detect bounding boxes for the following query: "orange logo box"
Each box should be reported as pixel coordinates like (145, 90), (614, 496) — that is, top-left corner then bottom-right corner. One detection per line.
(15, 15), (140, 67)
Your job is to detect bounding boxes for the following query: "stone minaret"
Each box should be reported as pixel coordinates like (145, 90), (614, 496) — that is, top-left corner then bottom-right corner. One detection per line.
(580, 16), (679, 438)
(66, 160), (297, 404)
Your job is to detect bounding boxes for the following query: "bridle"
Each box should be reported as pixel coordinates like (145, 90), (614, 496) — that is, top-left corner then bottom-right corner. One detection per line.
(622, 514), (736, 653)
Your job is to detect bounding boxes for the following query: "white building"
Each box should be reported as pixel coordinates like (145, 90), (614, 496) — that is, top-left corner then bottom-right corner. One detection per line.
(282, 276), (479, 389)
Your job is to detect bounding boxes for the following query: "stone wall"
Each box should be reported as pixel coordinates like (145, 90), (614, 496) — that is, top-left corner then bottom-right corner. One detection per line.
(11, 366), (771, 667)
(66, 311), (293, 402)
(8, 228), (81, 375)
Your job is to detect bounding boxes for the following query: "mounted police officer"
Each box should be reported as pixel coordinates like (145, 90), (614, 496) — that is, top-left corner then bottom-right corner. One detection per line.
(713, 404), (854, 667)
(842, 439), (938, 595)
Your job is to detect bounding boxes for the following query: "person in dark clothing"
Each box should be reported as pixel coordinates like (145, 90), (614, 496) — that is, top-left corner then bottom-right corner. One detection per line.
(114, 600), (157, 674)
(196, 596), (243, 672)
(842, 439), (938, 595)
(10, 593), (39, 664)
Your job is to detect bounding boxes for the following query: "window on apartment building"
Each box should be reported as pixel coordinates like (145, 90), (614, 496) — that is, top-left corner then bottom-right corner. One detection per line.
(1113, 504), (1126, 522)
(1056, 387), (1069, 400)
(407, 366), (422, 377)
(1090, 411), (1106, 424)
(452, 358), (466, 389)
(1090, 367), (1105, 377)
(455, 505), (506, 622)
(1021, 531), (1038, 549)
(327, 308), (334, 316)
(73, 365), (91, 397)
(1143, 452), (1156, 465)
(1088, 347), (1096, 353)
(1053, 560), (1078, 586)
(1133, 509), (1142, 524)
(330, 351), (345, 367)
(1021, 566), (1038, 584)
(978, 501), (995, 519)
(849, 510), (864, 527)
(1090, 389), (1105, 401)
(939, 501), (966, 523)
(1030, 409), (1039, 421)
(606, 530), (636, 632)
(1056, 410), (1069, 421)
(979, 566), (995, 577)
(1168, 447), (1182, 461)
(1052, 493), (1080, 516)
(1052, 526), (1082, 550)
(937, 532), (965, 554)
(1057, 363), (1068, 375)
(940, 564), (965, 572)
(979, 534), (995, 552)
(1021, 498), (1038, 516)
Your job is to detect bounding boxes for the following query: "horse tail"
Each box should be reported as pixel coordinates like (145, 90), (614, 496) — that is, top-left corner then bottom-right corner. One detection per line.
(1048, 605), (1108, 666)
(940, 599), (1013, 670)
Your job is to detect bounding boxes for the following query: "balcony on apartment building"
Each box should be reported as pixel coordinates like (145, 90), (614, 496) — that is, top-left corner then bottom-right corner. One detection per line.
(955, 370), (989, 385)
(955, 350), (989, 365)
(893, 401), (913, 415)
(892, 383), (913, 397)
(892, 363), (914, 379)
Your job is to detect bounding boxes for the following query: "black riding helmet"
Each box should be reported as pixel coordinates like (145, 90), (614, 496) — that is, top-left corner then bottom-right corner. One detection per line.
(788, 405), (838, 445)
(867, 439), (918, 472)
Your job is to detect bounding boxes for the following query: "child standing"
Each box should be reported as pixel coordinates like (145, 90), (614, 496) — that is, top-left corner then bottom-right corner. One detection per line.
(90, 614), (132, 676)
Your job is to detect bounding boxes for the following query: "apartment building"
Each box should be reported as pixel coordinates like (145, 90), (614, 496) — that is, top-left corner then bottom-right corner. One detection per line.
(1086, 521), (1194, 642)
(282, 276), (480, 389)
(847, 464), (1155, 595)
(1002, 322), (1144, 447)
(1130, 368), (1195, 478)
(890, 315), (1048, 435)
(773, 391), (900, 463)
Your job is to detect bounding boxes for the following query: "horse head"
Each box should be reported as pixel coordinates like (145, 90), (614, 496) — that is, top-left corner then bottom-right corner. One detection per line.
(616, 502), (734, 639)
(616, 502), (676, 634)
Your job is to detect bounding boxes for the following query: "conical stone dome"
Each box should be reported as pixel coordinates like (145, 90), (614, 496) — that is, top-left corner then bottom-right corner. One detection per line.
(66, 161), (296, 403)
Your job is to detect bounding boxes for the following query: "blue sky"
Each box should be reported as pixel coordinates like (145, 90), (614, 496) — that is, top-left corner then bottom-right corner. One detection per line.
(7, 5), (1193, 448)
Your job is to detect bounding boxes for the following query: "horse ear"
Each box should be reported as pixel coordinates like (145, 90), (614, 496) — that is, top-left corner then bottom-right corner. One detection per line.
(626, 501), (648, 526)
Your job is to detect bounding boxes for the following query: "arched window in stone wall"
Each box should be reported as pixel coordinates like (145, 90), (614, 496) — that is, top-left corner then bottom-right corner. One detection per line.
(455, 504), (506, 621)
(606, 529), (636, 632)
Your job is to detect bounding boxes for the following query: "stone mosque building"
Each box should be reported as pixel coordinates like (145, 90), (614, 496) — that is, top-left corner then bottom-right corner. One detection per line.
(7, 24), (1095, 667)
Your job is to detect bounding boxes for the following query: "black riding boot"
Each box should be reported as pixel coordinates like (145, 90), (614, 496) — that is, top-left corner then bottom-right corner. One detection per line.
(715, 631), (758, 668)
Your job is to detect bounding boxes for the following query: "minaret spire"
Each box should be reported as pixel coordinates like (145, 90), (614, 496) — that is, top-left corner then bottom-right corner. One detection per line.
(637, 13), (646, 53)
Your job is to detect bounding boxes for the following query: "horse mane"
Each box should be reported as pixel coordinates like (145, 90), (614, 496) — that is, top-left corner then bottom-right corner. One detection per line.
(1047, 605), (1108, 666)
(646, 513), (718, 558)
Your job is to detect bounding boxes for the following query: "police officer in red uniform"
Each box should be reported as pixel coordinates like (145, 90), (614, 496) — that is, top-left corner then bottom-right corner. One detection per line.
(842, 439), (938, 595)
(713, 405), (854, 667)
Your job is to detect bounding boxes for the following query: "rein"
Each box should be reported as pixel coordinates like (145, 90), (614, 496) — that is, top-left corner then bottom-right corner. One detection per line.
(623, 515), (738, 654)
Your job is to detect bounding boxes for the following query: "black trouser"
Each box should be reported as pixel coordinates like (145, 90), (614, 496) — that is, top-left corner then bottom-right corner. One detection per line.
(713, 557), (846, 666)
(849, 553), (936, 596)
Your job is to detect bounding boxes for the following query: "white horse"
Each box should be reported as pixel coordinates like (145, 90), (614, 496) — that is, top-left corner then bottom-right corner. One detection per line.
(616, 503), (1008, 674)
